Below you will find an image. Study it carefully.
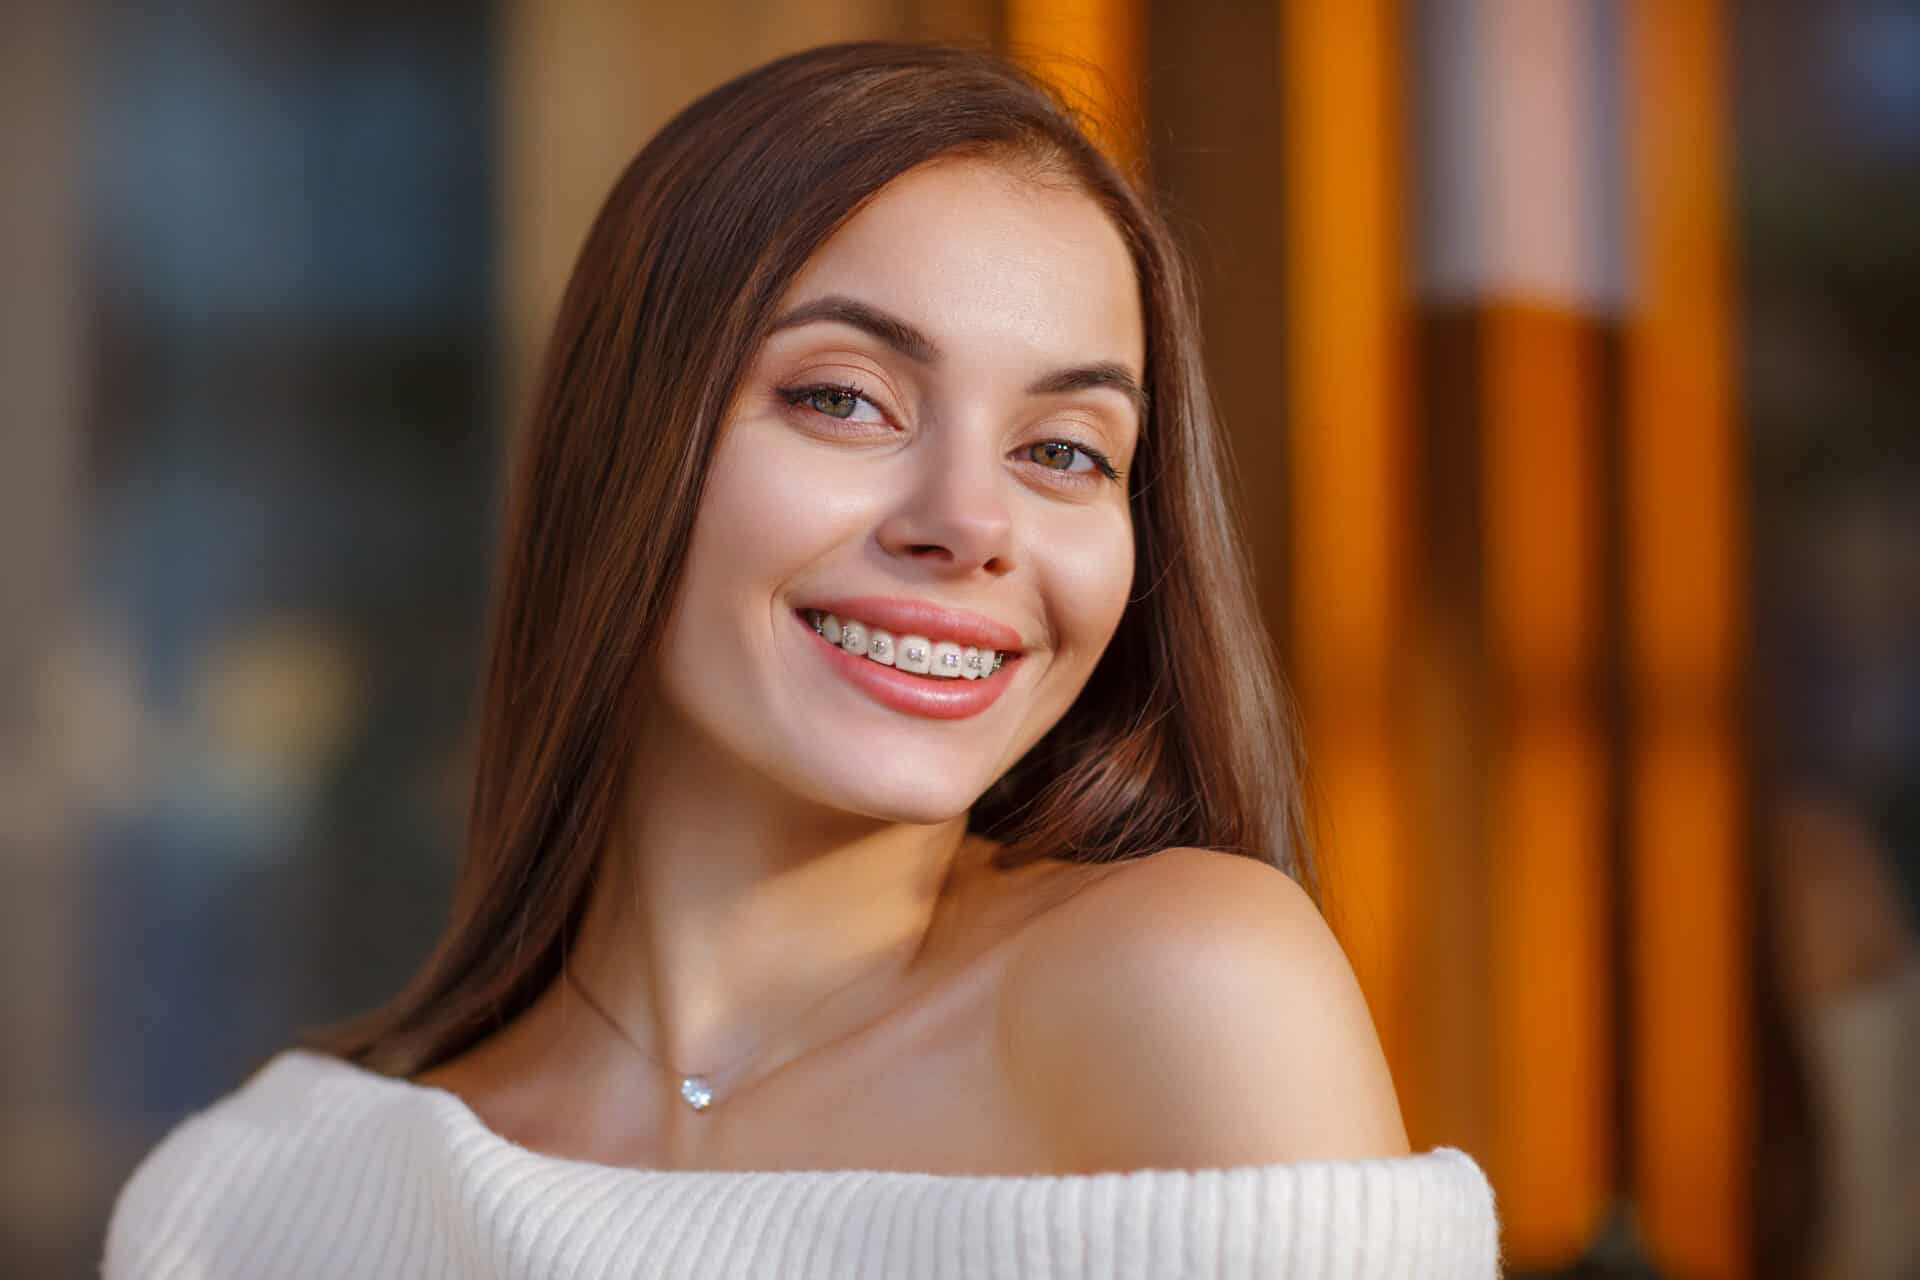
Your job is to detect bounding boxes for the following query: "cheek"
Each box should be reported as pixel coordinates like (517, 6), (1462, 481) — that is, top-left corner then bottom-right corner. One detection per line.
(677, 423), (860, 615)
(1035, 505), (1135, 662)
(690, 433), (804, 579)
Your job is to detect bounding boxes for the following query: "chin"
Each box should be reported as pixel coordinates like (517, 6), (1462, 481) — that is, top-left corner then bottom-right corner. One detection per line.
(792, 760), (992, 828)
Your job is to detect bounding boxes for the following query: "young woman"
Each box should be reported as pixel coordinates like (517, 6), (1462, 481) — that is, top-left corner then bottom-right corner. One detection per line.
(106, 41), (1499, 1277)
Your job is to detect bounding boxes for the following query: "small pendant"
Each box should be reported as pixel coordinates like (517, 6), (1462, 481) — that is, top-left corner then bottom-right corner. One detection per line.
(679, 1075), (714, 1111)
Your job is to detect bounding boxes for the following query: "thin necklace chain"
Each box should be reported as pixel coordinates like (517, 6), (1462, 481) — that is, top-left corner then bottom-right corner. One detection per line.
(561, 947), (910, 1110)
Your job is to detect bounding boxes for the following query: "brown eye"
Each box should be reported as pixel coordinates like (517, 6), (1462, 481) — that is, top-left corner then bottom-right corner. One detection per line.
(808, 387), (860, 419)
(779, 381), (888, 427)
(1028, 441), (1077, 470)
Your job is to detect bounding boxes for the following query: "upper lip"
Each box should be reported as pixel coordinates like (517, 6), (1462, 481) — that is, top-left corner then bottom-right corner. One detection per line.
(800, 595), (1027, 653)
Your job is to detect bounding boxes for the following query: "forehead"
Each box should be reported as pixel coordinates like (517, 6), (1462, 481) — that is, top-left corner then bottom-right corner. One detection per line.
(781, 158), (1144, 372)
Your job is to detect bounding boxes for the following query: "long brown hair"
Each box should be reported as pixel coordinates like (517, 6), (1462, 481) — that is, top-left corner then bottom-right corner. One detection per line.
(320, 40), (1314, 1077)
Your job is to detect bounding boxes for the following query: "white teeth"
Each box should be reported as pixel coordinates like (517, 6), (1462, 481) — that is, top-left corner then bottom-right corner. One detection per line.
(806, 611), (1004, 679)
(896, 635), (932, 674)
(929, 642), (963, 679)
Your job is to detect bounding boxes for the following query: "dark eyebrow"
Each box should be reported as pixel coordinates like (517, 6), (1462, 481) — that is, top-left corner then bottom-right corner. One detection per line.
(1025, 362), (1149, 427)
(766, 292), (1148, 427)
(768, 295), (940, 364)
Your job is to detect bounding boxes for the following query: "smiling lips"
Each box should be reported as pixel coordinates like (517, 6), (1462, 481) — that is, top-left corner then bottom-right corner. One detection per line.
(794, 596), (1025, 720)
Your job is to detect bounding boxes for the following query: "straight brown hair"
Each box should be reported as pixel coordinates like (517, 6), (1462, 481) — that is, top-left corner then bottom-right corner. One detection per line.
(319, 40), (1314, 1077)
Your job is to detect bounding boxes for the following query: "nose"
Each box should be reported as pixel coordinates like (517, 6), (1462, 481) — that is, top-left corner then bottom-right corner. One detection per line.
(874, 437), (1015, 576)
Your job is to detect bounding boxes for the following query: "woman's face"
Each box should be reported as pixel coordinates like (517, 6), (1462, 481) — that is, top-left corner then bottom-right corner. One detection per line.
(651, 157), (1144, 824)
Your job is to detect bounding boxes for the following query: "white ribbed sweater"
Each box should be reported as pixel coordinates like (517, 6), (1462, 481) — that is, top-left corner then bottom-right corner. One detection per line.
(105, 1050), (1501, 1278)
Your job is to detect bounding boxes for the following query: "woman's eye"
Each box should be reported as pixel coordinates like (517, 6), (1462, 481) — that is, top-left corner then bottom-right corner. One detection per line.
(782, 382), (886, 425)
(1028, 441), (1081, 471)
(1025, 439), (1119, 481)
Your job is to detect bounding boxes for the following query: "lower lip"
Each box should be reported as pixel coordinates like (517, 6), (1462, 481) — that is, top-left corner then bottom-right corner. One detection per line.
(794, 610), (1020, 721)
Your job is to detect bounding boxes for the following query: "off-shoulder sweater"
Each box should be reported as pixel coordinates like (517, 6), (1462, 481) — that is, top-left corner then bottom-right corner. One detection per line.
(104, 1049), (1502, 1277)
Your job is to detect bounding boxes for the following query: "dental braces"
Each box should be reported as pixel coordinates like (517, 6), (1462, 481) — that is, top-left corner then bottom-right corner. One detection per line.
(809, 611), (1005, 673)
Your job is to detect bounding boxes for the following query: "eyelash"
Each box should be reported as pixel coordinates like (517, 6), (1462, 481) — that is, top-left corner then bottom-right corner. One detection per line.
(776, 380), (1124, 484)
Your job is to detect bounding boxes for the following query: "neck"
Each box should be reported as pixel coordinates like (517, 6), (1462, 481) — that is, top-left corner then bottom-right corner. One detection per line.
(566, 715), (977, 1092)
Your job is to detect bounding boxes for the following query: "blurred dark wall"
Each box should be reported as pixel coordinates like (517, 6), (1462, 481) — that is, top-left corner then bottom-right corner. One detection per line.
(1741, 5), (1920, 1277)
(3, 0), (497, 1270)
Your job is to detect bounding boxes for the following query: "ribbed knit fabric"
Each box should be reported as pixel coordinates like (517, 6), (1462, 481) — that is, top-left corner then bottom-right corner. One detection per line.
(105, 1049), (1501, 1278)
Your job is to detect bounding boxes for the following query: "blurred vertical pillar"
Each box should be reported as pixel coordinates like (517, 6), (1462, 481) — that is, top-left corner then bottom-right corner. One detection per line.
(0, 0), (98, 1264)
(1138, 1), (1289, 714)
(0, 5), (85, 741)
(1416, 0), (1624, 1266)
(899, 2), (997, 44)
(495, 0), (916, 439)
(1000, 0), (1146, 171)
(1278, 0), (1416, 1102)
(1623, 1), (1750, 1274)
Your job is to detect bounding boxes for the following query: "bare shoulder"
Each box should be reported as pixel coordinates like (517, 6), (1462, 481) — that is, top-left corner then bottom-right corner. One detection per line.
(998, 846), (1409, 1172)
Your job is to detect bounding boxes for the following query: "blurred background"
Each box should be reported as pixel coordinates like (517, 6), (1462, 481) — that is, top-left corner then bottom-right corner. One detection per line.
(2, 1), (1913, 1276)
